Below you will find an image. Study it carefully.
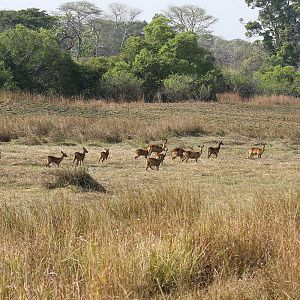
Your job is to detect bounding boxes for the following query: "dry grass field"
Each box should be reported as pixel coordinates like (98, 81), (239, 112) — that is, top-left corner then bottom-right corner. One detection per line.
(0, 92), (299, 299)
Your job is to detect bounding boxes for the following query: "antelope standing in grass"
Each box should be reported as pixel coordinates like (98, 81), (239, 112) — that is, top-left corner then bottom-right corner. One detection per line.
(171, 146), (193, 160)
(46, 151), (68, 167)
(99, 148), (109, 162)
(135, 148), (149, 159)
(147, 139), (167, 155)
(182, 145), (204, 162)
(248, 143), (266, 159)
(146, 151), (166, 171)
(208, 141), (224, 158)
(73, 147), (88, 166)
(156, 148), (168, 166)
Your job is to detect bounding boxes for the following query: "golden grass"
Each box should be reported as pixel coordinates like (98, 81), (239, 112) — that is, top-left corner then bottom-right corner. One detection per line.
(0, 91), (300, 298)
(0, 187), (299, 299)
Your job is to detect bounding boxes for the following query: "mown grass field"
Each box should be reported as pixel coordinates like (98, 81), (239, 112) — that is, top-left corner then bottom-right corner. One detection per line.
(0, 92), (299, 299)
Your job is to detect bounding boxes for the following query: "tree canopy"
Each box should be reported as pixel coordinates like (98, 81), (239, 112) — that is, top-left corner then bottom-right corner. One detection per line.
(244, 0), (300, 66)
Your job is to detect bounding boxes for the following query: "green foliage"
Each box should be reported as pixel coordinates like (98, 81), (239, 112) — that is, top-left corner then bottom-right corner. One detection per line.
(144, 16), (175, 50)
(122, 20), (219, 102)
(163, 74), (195, 101)
(160, 32), (215, 76)
(0, 8), (57, 32)
(102, 62), (143, 101)
(78, 57), (110, 97)
(244, 0), (300, 66)
(0, 25), (80, 95)
(223, 69), (258, 98)
(0, 61), (16, 90)
(254, 65), (300, 96)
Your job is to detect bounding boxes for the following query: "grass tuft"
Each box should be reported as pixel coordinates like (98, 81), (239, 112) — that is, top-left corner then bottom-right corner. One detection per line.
(42, 168), (106, 192)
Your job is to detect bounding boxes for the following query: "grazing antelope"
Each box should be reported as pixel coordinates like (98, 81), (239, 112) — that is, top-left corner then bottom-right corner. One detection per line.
(248, 143), (266, 159)
(135, 148), (149, 159)
(46, 151), (68, 167)
(99, 148), (109, 162)
(171, 146), (193, 160)
(147, 139), (167, 155)
(156, 148), (168, 166)
(146, 152), (166, 171)
(73, 147), (88, 166)
(182, 145), (204, 162)
(208, 141), (224, 158)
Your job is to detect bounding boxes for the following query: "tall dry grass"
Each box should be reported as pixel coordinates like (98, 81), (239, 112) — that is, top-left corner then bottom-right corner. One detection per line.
(218, 92), (300, 105)
(1, 91), (299, 143)
(0, 187), (299, 299)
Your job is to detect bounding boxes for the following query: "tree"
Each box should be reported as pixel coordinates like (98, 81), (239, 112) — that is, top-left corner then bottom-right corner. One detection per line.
(121, 17), (220, 102)
(0, 8), (57, 32)
(244, 0), (300, 66)
(143, 16), (175, 50)
(164, 4), (217, 34)
(58, 1), (102, 59)
(107, 2), (142, 50)
(0, 25), (80, 95)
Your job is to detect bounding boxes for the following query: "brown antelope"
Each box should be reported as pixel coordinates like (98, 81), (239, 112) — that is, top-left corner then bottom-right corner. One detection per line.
(46, 151), (68, 167)
(182, 145), (204, 162)
(135, 148), (149, 159)
(73, 147), (88, 166)
(208, 141), (224, 158)
(156, 148), (168, 166)
(99, 148), (109, 162)
(146, 152), (166, 171)
(248, 143), (266, 159)
(171, 146), (193, 160)
(147, 139), (167, 155)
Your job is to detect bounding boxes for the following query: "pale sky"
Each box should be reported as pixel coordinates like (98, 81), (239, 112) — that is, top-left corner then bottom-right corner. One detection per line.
(0, 0), (258, 40)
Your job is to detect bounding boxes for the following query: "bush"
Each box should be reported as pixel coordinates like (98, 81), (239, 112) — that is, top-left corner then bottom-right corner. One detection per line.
(0, 25), (80, 96)
(163, 74), (195, 101)
(254, 65), (300, 96)
(223, 69), (258, 98)
(102, 63), (143, 101)
(0, 61), (16, 90)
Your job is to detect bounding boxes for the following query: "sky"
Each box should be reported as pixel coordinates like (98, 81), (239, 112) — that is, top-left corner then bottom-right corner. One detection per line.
(0, 0), (258, 40)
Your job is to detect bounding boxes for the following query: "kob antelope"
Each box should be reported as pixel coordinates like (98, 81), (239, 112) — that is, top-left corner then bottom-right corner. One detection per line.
(248, 143), (266, 159)
(146, 152), (166, 171)
(171, 146), (194, 160)
(208, 141), (224, 158)
(99, 148), (110, 162)
(73, 147), (88, 166)
(156, 148), (168, 166)
(46, 151), (68, 167)
(182, 145), (204, 162)
(147, 139), (167, 155)
(135, 148), (149, 159)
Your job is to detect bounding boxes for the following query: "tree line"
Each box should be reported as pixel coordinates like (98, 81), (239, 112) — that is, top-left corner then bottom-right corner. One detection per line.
(0, 0), (299, 101)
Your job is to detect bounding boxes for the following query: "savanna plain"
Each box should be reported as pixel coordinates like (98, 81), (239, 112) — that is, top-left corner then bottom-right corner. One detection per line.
(0, 92), (300, 299)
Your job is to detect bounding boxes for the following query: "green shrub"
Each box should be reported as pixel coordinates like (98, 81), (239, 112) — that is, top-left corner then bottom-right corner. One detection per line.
(254, 65), (300, 96)
(102, 63), (143, 101)
(223, 69), (258, 98)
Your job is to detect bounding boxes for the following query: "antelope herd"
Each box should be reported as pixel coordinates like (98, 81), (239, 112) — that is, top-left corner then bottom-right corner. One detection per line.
(0, 140), (268, 170)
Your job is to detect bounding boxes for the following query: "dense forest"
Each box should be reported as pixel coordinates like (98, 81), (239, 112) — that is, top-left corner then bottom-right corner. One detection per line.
(0, 0), (299, 101)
